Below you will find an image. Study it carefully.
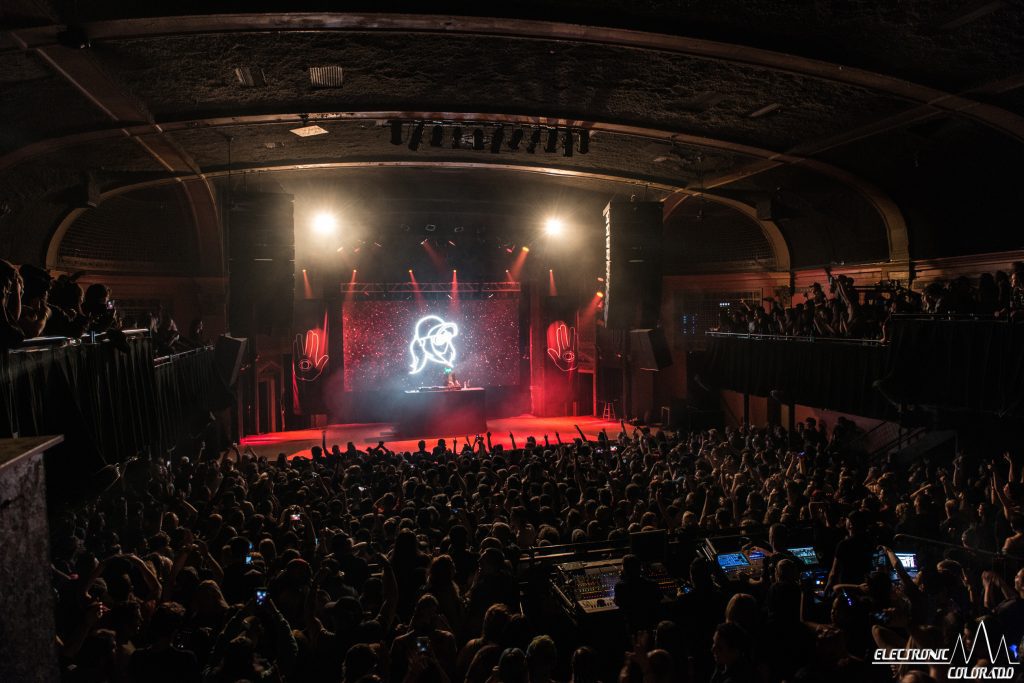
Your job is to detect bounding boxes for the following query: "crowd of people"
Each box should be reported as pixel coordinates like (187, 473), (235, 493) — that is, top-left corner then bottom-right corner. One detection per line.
(0, 259), (204, 353)
(48, 416), (1024, 683)
(715, 263), (1024, 340)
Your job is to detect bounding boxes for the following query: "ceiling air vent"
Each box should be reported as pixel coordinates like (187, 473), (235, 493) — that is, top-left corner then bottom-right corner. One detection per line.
(234, 66), (267, 87)
(308, 66), (344, 89)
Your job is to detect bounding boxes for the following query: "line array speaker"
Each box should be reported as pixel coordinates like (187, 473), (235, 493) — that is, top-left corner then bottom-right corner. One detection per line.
(227, 192), (295, 335)
(604, 201), (663, 329)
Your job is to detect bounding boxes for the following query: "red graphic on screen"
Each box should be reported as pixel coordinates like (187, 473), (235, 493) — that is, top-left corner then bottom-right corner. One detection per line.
(294, 311), (330, 382)
(546, 321), (577, 372)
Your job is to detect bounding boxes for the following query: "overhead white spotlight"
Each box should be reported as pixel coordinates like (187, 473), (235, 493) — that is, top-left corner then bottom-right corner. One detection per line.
(544, 217), (565, 237)
(312, 212), (338, 236)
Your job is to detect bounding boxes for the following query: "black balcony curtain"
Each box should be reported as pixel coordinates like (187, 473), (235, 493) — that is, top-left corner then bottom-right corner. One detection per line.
(878, 320), (1024, 419)
(0, 338), (220, 467)
(704, 336), (892, 418)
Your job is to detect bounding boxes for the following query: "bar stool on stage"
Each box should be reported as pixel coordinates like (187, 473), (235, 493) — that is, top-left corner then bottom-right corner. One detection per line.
(599, 400), (617, 421)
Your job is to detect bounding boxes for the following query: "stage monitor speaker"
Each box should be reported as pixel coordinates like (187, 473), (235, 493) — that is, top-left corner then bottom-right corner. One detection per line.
(630, 328), (672, 370)
(214, 334), (248, 387)
(228, 192), (295, 334)
(604, 201), (663, 329)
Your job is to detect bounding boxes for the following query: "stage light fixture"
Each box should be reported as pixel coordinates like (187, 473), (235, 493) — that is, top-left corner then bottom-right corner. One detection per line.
(562, 130), (574, 157)
(312, 212), (338, 236)
(545, 128), (558, 153)
(425, 224), (437, 232)
(596, 291), (604, 297)
(421, 238), (429, 246)
(544, 217), (565, 237)
(522, 246), (530, 252)
(430, 124), (444, 147)
(579, 129), (590, 154)
(408, 121), (425, 150)
(490, 125), (504, 153)
(509, 128), (524, 151)
(527, 128), (541, 153)
(451, 126), (463, 148)
(389, 120), (403, 145)
(473, 128), (485, 150)
(447, 240), (456, 246)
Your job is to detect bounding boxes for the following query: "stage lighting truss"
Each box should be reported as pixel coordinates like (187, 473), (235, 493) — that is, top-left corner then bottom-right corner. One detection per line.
(341, 281), (520, 300)
(387, 120), (591, 155)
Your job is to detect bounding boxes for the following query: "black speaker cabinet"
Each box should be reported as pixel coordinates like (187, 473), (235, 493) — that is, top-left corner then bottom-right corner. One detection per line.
(604, 201), (663, 329)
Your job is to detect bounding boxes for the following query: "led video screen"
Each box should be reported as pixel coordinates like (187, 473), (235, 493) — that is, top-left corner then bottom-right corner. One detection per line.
(342, 298), (520, 392)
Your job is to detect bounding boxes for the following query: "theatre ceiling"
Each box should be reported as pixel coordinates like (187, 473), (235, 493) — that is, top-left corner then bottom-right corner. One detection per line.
(0, 1), (1022, 273)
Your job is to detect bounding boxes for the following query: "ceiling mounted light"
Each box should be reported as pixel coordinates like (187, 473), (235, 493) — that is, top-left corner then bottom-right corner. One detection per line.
(290, 124), (328, 137)
(408, 121), (425, 151)
(389, 121), (403, 145)
(430, 124), (444, 147)
(578, 129), (590, 154)
(544, 217), (565, 236)
(312, 212), (337, 236)
(490, 125), (504, 153)
(508, 128), (524, 151)
(527, 128), (541, 153)
(425, 224), (437, 232)
(473, 128), (485, 151)
(545, 128), (558, 153)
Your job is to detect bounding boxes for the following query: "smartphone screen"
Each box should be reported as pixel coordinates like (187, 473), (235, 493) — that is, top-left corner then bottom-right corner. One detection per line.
(255, 588), (268, 606)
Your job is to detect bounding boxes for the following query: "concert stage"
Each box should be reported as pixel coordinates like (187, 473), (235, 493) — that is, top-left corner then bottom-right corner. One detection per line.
(241, 415), (622, 460)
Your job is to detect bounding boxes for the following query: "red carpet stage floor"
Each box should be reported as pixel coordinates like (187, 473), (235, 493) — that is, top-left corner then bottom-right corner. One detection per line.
(241, 415), (622, 460)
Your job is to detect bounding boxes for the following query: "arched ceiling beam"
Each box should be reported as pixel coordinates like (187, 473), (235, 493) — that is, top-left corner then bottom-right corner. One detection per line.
(49, 160), (790, 273)
(0, 110), (903, 264)
(7, 13), (1024, 144)
(662, 193), (789, 272)
(7, 30), (223, 274)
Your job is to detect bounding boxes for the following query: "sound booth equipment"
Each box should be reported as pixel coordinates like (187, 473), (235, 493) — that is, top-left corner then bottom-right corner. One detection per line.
(227, 192), (295, 335)
(629, 328), (672, 370)
(603, 201), (663, 329)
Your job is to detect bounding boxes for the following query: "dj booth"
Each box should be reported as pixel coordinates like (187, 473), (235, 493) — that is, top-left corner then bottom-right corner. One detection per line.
(396, 387), (487, 438)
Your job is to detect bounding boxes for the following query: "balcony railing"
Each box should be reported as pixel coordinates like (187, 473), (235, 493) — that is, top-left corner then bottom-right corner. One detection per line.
(703, 317), (1024, 420)
(1, 332), (222, 469)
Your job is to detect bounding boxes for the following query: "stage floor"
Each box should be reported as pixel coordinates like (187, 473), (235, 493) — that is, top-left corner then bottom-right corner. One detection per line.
(240, 415), (622, 459)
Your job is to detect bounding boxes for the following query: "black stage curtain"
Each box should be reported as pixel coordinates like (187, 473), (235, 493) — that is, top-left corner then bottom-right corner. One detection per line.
(879, 319), (1024, 419)
(0, 339), (219, 465)
(704, 336), (892, 418)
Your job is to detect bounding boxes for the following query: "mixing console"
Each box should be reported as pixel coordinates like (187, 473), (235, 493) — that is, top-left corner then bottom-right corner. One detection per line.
(552, 558), (681, 615)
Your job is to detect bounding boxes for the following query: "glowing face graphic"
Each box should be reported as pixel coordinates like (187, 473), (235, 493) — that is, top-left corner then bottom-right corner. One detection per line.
(409, 315), (459, 374)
